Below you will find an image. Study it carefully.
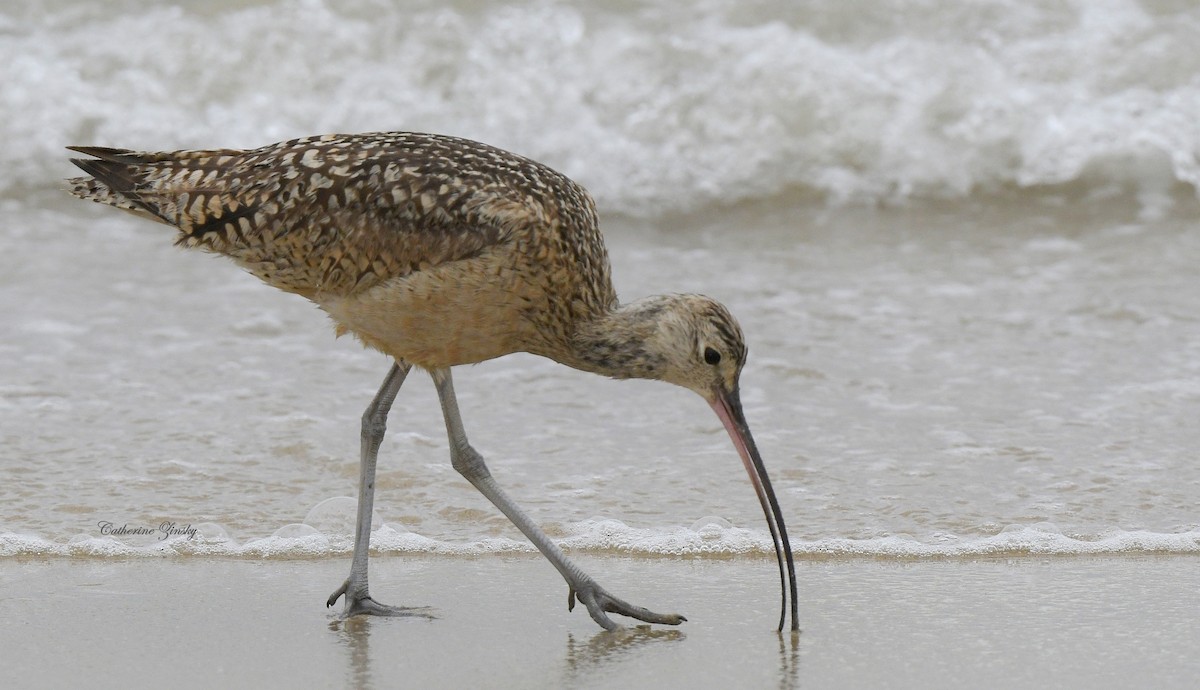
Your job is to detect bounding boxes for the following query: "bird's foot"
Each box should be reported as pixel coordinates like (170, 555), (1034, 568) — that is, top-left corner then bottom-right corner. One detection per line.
(568, 580), (686, 631)
(327, 579), (435, 619)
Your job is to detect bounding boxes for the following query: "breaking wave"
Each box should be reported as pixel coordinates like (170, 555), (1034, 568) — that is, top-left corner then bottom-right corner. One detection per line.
(4, 0), (1199, 214)
(4, 520), (1197, 560)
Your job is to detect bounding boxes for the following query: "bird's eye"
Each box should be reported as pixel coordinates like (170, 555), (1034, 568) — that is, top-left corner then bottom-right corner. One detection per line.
(703, 347), (721, 365)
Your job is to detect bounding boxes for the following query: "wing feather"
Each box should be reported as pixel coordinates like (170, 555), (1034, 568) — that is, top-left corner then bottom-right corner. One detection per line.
(66, 132), (580, 298)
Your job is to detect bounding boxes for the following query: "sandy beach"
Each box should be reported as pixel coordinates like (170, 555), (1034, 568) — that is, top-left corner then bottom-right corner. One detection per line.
(2, 554), (1197, 689)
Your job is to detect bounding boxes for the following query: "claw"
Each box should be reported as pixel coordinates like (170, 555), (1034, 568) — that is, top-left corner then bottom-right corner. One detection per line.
(569, 580), (686, 630)
(326, 578), (434, 619)
(327, 580), (348, 608)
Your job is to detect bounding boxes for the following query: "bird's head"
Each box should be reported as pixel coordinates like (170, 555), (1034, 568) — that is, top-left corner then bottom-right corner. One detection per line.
(606, 293), (799, 631)
(638, 293), (748, 400)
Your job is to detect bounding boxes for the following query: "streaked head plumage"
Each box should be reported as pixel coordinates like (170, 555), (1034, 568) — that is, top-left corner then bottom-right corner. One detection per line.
(634, 293), (748, 398)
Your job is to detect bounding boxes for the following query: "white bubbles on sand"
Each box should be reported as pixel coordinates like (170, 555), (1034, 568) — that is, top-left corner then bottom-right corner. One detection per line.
(303, 496), (370, 537)
(272, 523), (320, 539)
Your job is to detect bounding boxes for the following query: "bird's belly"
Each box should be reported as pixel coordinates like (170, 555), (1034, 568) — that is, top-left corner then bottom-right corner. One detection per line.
(318, 262), (540, 369)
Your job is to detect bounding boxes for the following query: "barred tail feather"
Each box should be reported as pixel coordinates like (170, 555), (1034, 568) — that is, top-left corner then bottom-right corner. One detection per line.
(66, 147), (174, 224)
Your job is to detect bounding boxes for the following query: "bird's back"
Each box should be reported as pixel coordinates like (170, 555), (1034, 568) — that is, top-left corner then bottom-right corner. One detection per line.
(68, 132), (618, 367)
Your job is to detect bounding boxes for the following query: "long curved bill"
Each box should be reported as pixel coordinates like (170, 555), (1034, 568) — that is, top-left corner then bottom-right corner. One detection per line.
(709, 386), (799, 632)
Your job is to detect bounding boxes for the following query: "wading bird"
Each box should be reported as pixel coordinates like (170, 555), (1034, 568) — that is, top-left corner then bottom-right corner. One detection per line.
(67, 132), (798, 631)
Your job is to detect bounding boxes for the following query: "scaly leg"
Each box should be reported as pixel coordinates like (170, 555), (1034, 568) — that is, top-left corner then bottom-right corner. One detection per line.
(327, 361), (431, 618)
(429, 367), (685, 630)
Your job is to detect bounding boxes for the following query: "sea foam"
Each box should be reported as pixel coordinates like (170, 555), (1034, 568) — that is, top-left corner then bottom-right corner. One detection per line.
(4, 522), (1197, 560)
(5, 0), (1199, 213)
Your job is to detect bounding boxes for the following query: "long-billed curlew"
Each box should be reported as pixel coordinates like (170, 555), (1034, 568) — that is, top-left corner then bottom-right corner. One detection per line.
(66, 132), (798, 632)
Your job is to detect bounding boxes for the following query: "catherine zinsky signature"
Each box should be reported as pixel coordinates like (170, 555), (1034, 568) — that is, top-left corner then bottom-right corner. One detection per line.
(97, 521), (198, 540)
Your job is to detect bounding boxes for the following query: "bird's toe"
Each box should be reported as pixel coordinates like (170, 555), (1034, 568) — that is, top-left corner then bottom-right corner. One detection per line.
(570, 582), (685, 630)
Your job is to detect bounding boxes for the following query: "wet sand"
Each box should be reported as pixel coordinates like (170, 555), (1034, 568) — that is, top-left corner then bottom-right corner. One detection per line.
(2, 554), (1197, 689)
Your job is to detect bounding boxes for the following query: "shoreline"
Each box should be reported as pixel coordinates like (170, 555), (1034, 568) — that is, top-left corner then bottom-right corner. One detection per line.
(3, 555), (1197, 689)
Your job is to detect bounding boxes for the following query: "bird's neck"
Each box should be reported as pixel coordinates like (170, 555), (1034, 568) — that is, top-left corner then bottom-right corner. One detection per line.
(560, 298), (671, 381)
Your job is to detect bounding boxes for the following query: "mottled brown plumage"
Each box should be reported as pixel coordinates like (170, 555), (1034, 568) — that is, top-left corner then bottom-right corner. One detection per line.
(69, 132), (617, 370)
(67, 131), (797, 632)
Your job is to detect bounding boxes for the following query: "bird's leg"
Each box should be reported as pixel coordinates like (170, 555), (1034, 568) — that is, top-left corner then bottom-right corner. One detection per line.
(327, 361), (431, 618)
(429, 367), (685, 631)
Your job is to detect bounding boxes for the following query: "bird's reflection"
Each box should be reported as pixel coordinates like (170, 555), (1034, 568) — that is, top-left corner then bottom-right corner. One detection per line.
(563, 626), (684, 683)
(777, 629), (801, 690)
(326, 610), (799, 689)
(329, 615), (375, 690)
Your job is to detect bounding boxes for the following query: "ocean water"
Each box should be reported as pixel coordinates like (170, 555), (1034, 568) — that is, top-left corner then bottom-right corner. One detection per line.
(4, 0), (1200, 212)
(2, 0), (1198, 561)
